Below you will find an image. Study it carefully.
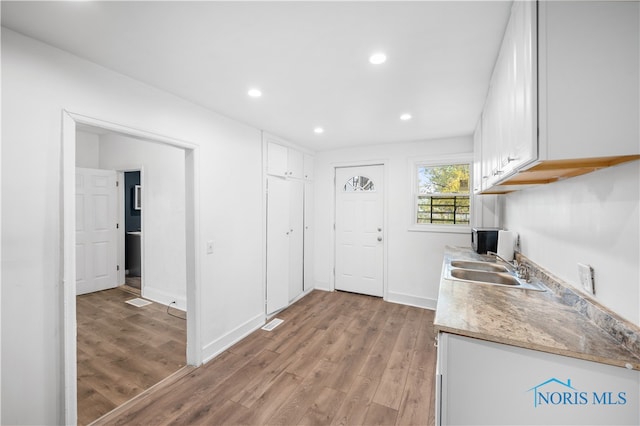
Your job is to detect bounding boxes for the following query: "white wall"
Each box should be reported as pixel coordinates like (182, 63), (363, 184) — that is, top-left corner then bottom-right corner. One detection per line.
(313, 136), (475, 309)
(503, 160), (640, 325)
(99, 133), (187, 309)
(75, 130), (100, 168)
(1, 28), (265, 424)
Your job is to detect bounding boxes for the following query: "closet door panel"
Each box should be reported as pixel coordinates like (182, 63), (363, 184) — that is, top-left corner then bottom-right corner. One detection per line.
(266, 177), (290, 314)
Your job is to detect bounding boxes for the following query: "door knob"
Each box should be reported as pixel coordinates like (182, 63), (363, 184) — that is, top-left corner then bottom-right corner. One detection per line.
(377, 236), (383, 242)
(377, 227), (382, 232)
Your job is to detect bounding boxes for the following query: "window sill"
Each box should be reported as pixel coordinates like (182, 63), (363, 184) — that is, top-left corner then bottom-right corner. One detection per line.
(408, 224), (471, 234)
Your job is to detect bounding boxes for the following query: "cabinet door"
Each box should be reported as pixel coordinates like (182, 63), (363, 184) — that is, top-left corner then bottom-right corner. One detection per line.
(540, 0), (638, 159)
(303, 154), (314, 180)
(472, 119), (483, 194)
(508, 0), (537, 172)
(303, 182), (314, 291)
(266, 177), (290, 314)
(287, 149), (304, 179)
(288, 180), (304, 301)
(438, 333), (640, 425)
(267, 142), (289, 177)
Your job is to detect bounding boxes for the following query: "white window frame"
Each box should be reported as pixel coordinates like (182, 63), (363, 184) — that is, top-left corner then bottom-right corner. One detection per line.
(408, 154), (473, 234)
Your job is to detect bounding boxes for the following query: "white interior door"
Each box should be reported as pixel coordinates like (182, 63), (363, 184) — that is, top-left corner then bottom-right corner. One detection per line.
(334, 165), (384, 297)
(266, 176), (290, 314)
(76, 168), (118, 295)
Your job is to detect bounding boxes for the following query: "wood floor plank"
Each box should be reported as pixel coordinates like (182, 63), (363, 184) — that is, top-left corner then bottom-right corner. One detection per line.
(363, 402), (399, 426)
(267, 360), (336, 425)
(297, 386), (346, 426)
(229, 372), (303, 426)
(331, 374), (380, 426)
(396, 371), (434, 426)
(372, 347), (413, 410)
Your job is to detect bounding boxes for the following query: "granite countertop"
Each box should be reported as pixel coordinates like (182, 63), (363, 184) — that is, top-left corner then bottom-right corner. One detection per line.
(434, 246), (640, 371)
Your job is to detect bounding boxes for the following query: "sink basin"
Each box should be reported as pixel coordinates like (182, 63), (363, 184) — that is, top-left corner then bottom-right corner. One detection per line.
(450, 260), (509, 273)
(449, 269), (519, 286)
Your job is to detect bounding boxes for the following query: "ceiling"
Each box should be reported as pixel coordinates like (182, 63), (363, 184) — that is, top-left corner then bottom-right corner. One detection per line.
(1, 1), (511, 151)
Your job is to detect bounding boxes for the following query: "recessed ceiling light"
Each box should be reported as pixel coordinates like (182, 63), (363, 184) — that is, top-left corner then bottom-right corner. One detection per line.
(247, 88), (262, 98)
(400, 113), (412, 121)
(369, 52), (387, 65)
(313, 127), (324, 134)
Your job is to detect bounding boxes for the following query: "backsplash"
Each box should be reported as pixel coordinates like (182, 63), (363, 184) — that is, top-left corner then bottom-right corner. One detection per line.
(516, 252), (640, 361)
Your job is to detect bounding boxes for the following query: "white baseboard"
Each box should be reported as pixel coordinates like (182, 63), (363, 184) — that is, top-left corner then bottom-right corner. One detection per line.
(201, 312), (265, 364)
(142, 286), (187, 311)
(385, 291), (437, 310)
(314, 280), (332, 292)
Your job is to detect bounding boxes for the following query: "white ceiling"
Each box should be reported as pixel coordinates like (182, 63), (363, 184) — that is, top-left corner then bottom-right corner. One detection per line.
(1, 1), (511, 151)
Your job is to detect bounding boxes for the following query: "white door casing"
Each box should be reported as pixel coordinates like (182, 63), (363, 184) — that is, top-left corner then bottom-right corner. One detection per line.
(76, 167), (118, 295)
(334, 165), (384, 297)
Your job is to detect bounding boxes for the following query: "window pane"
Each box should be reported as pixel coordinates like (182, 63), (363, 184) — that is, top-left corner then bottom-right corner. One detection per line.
(417, 195), (470, 225)
(416, 163), (470, 225)
(344, 176), (375, 192)
(418, 164), (470, 195)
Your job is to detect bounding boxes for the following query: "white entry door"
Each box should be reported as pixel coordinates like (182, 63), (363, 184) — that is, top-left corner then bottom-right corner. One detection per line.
(76, 168), (118, 295)
(335, 165), (384, 297)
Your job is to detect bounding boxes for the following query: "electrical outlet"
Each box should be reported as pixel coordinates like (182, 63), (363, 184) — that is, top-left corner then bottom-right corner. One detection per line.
(577, 263), (595, 295)
(206, 241), (214, 254)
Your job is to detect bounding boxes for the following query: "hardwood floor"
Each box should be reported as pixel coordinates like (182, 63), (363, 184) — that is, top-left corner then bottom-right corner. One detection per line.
(95, 290), (437, 425)
(77, 286), (187, 426)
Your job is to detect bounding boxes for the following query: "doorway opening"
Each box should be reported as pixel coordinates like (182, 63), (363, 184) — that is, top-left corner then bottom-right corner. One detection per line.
(62, 111), (201, 425)
(123, 170), (142, 293)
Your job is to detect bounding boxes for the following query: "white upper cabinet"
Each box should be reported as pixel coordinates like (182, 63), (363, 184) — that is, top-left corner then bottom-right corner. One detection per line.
(538, 0), (639, 160)
(287, 148), (304, 179)
(479, 0), (639, 193)
(266, 139), (312, 180)
(303, 153), (314, 181)
(267, 141), (289, 177)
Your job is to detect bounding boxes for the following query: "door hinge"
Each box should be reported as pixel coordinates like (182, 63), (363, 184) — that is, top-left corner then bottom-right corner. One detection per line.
(116, 180), (119, 187)
(117, 265), (120, 271)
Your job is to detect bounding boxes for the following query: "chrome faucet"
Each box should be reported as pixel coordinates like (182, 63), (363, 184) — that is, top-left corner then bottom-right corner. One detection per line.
(487, 251), (530, 282)
(487, 251), (515, 269)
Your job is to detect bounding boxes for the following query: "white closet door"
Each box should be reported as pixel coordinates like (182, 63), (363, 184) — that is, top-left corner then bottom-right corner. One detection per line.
(266, 177), (290, 314)
(288, 180), (304, 301)
(303, 182), (314, 291)
(76, 168), (118, 295)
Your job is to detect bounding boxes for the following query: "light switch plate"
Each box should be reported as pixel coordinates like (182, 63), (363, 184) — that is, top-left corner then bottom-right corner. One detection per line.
(577, 263), (595, 295)
(206, 241), (214, 254)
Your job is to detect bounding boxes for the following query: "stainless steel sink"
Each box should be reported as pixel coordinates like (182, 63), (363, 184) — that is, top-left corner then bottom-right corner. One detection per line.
(444, 258), (546, 291)
(450, 260), (509, 273)
(449, 269), (519, 286)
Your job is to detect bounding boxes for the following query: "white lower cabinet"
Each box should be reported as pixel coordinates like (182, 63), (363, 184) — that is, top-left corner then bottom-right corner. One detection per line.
(436, 332), (639, 425)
